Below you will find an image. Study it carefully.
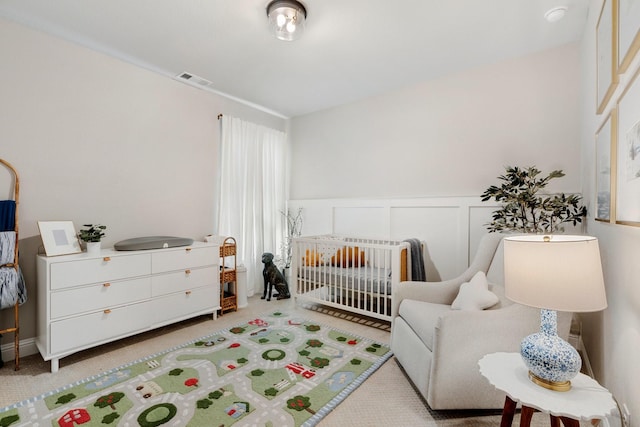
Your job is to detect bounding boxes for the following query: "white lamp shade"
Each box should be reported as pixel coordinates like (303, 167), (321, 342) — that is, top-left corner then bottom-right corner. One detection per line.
(504, 235), (607, 312)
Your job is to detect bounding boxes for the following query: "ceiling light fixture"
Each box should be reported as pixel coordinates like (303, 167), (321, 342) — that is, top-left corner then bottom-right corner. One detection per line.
(544, 6), (568, 23)
(267, 0), (307, 41)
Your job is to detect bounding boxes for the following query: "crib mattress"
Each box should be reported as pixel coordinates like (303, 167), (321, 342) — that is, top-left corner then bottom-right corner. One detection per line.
(297, 266), (393, 295)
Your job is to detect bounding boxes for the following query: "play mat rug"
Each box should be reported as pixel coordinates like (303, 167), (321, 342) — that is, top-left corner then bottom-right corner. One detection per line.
(0, 311), (391, 427)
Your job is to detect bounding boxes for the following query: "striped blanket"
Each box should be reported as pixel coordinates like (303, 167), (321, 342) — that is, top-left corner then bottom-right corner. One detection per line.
(0, 231), (27, 309)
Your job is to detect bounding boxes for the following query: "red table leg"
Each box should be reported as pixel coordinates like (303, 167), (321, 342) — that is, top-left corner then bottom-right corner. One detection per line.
(559, 417), (580, 427)
(501, 396), (518, 427)
(520, 406), (535, 426)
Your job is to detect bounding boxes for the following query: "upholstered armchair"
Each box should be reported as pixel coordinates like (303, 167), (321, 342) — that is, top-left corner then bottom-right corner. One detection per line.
(390, 233), (572, 410)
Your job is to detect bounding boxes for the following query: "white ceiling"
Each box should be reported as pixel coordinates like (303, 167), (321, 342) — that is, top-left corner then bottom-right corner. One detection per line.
(0, 0), (590, 118)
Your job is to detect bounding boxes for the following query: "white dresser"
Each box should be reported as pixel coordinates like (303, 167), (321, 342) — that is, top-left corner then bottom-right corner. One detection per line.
(36, 242), (220, 372)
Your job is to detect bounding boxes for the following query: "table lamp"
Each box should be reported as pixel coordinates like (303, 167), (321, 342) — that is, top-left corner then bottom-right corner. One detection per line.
(504, 235), (607, 392)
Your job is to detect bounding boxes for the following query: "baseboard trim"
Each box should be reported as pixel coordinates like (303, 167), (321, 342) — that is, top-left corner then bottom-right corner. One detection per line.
(0, 338), (39, 365)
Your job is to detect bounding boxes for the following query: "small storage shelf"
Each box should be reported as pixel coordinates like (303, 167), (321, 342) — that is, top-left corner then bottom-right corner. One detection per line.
(219, 237), (237, 315)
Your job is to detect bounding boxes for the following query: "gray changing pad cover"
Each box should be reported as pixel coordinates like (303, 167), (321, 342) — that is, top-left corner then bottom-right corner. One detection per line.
(114, 236), (194, 251)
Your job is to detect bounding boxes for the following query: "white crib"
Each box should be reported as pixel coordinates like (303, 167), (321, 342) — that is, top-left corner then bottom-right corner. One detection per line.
(291, 235), (418, 321)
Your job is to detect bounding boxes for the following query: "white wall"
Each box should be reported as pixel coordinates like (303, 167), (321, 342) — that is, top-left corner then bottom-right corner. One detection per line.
(288, 43), (585, 290)
(0, 18), (286, 353)
(290, 43), (582, 200)
(580, 1), (640, 424)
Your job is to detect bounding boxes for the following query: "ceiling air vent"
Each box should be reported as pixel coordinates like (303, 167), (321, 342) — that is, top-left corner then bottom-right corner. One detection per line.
(175, 72), (213, 88)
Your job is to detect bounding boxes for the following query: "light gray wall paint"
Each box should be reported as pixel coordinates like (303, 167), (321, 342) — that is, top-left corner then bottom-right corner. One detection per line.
(0, 18), (285, 346)
(580, 0), (640, 422)
(290, 43), (582, 200)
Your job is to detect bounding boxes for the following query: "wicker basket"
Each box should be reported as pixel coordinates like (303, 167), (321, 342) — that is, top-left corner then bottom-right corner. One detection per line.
(221, 269), (236, 283)
(219, 244), (236, 257)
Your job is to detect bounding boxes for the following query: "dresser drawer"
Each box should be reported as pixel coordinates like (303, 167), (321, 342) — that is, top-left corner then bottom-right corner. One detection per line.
(50, 254), (151, 290)
(50, 300), (153, 354)
(151, 284), (218, 323)
(50, 277), (152, 319)
(152, 266), (217, 297)
(151, 246), (217, 273)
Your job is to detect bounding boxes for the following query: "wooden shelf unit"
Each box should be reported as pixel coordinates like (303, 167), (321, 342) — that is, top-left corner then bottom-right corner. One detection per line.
(219, 237), (237, 315)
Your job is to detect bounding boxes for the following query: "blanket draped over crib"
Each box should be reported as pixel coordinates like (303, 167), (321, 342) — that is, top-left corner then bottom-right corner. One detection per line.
(0, 231), (27, 309)
(403, 238), (425, 281)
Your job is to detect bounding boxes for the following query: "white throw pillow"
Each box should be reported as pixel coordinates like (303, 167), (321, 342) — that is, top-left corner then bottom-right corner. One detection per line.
(451, 271), (499, 311)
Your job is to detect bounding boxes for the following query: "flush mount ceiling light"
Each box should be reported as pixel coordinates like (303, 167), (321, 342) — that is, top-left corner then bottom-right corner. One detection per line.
(267, 0), (307, 41)
(544, 6), (568, 23)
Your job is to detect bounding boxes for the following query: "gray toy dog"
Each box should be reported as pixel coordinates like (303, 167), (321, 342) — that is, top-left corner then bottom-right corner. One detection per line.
(261, 252), (290, 301)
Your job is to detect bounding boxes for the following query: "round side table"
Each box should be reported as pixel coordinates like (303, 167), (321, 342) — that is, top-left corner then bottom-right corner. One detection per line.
(479, 352), (617, 427)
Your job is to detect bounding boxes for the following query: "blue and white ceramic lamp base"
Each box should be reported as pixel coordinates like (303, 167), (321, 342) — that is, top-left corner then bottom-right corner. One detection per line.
(520, 309), (581, 392)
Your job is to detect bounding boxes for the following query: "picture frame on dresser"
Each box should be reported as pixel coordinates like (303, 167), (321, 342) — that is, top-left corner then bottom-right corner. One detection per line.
(37, 220), (82, 256)
(595, 108), (617, 222)
(615, 68), (640, 226)
(596, 0), (618, 114)
(617, 0), (640, 74)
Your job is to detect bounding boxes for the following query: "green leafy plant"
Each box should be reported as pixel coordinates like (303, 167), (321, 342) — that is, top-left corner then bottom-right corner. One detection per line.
(78, 224), (107, 242)
(480, 166), (586, 233)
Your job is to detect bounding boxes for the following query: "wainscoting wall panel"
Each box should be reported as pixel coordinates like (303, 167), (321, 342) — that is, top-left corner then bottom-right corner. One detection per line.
(287, 197), (498, 280)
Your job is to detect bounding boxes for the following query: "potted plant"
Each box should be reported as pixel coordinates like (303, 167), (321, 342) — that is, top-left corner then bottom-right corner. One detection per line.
(481, 166), (586, 233)
(78, 224), (107, 254)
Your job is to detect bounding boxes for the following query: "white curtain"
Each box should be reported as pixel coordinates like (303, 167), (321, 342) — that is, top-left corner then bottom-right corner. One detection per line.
(217, 115), (287, 296)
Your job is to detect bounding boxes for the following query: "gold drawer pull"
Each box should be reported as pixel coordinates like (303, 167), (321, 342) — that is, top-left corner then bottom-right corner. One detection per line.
(104, 309), (112, 314)
(103, 283), (111, 288)
(103, 257), (111, 262)
(185, 269), (191, 275)
(185, 291), (192, 295)
(185, 248), (192, 253)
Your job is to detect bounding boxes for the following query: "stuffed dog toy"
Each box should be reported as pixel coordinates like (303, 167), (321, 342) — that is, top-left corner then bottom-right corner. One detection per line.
(261, 252), (290, 301)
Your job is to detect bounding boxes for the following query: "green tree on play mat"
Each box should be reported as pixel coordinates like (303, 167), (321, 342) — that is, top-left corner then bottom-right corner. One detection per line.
(264, 387), (279, 397)
(0, 414), (19, 427)
(102, 412), (120, 424)
(309, 357), (330, 368)
(94, 392), (125, 410)
(287, 395), (315, 414)
(306, 339), (323, 348)
(55, 393), (76, 405)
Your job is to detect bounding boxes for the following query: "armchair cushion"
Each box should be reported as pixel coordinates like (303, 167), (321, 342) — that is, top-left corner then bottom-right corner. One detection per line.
(398, 300), (451, 351)
(451, 271), (499, 311)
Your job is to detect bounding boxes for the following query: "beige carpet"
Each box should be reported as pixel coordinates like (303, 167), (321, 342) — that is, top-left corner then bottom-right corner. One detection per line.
(0, 296), (584, 426)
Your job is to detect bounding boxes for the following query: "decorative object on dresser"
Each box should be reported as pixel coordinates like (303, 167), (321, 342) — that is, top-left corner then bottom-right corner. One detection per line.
(480, 166), (587, 233)
(36, 242), (220, 372)
(219, 236), (237, 315)
(37, 220), (82, 257)
(504, 235), (607, 391)
(114, 236), (194, 251)
(77, 224), (106, 254)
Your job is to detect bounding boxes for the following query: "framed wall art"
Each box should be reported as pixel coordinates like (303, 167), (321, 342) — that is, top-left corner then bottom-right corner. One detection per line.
(595, 109), (617, 222)
(617, 0), (640, 74)
(596, 0), (618, 114)
(38, 220), (82, 256)
(615, 69), (640, 226)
